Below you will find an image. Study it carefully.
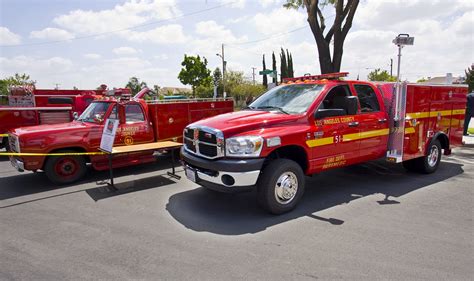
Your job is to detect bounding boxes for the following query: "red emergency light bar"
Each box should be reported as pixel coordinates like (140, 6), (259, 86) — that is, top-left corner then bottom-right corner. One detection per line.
(283, 72), (349, 83)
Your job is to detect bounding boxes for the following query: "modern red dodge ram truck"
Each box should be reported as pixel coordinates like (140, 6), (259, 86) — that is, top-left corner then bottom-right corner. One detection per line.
(181, 73), (468, 214)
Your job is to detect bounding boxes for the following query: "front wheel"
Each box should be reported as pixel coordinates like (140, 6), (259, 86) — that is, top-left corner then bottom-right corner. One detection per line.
(44, 151), (87, 184)
(257, 159), (305, 215)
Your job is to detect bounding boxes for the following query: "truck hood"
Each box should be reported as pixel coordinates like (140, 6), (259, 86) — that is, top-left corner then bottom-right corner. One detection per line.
(191, 110), (303, 136)
(11, 121), (92, 136)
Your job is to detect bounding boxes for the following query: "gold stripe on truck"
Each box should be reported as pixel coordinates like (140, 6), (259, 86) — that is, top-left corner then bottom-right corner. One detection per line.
(406, 109), (465, 119)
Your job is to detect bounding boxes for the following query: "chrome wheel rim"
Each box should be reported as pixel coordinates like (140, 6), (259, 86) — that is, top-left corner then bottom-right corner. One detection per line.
(274, 171), (298, 205)
(427, 145), (439, 167)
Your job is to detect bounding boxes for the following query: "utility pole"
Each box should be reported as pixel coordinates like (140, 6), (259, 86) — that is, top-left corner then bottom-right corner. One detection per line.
(390, 58), (393, 76)
(251, 67), (257, 85)
(216, 44), (226, 98)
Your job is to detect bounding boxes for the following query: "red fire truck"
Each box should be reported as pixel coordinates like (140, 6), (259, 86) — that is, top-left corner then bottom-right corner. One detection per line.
(8, 88), (233, 184)
(0, 86), (110, 150)
(181, 73), (468, 214)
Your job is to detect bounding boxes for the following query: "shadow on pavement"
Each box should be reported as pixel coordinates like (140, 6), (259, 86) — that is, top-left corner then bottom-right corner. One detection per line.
(166, 159), (464, 235)
(86, 175), (175, 201)
(0, 154), (177, 202)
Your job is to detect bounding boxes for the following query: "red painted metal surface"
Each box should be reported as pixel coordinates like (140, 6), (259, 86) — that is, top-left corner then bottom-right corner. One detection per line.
(10, 98), (233, 173)
(0, 88), (105, 137)
(186, 79), (468, 175)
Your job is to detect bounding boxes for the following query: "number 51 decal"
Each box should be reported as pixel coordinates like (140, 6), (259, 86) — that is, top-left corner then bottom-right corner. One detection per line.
(334, 135), (343, 143)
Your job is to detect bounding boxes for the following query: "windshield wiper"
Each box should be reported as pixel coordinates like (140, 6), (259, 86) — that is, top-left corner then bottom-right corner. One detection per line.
(255, 106), (289, 114)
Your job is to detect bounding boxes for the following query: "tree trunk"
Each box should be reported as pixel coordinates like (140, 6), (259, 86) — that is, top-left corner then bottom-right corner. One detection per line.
(307, 14), (333, 74)
(302, 0), (359, 74)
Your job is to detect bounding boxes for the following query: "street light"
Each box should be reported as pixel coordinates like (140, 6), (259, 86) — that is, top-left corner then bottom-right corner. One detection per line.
(216, 44), (226, 98)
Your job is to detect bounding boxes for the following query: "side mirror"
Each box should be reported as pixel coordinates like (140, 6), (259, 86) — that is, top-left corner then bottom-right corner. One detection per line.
(73, 112), (79, 120)
(345, 96), (359, 115)
(315, 108), (347, 119)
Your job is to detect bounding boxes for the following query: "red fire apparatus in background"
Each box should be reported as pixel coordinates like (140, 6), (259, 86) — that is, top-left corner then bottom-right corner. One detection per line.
(8, 88), (233, 184)
(0, 86), (113, 150)
(181, 72), (468, 214)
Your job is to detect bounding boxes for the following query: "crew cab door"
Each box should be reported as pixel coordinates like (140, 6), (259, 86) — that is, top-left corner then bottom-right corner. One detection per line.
(310, 84), (360, 171)
(351, 84), (389, 160)
(117, 102), (154, 146)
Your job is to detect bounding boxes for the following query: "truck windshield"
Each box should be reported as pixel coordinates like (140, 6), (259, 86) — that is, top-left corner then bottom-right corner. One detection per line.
(248, 84), (324, 114)
(77, 102), (111, 123)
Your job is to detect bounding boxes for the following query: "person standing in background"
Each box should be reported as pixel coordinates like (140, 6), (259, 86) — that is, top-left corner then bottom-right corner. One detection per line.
(464, 91), (474, 136)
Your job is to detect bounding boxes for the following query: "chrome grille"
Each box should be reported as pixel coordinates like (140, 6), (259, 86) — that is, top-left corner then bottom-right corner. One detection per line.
(8, 135), (18, 152)
(183, 126), (224, 159)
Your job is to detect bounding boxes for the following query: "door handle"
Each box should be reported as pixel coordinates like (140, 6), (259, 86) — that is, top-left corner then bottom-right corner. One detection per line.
(378, 118), (387, 123)
(348, 122), (359, 127)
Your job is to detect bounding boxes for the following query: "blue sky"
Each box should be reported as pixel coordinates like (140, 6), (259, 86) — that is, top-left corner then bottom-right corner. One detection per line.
(0, 0), (473, 89)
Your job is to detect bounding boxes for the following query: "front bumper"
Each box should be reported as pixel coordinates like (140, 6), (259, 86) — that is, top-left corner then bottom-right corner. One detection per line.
(181, 147), (264, 192)
(10, 157), (25, 172)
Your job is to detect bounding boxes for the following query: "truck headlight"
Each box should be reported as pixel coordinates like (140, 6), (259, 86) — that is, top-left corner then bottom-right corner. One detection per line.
(225, 136), (263, 157)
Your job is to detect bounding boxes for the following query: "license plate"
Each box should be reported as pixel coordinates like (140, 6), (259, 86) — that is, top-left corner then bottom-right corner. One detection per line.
(185, 167), (196, 182)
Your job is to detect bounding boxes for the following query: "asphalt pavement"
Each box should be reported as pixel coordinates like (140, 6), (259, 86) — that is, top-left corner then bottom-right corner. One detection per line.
(0, 147), (473, 280)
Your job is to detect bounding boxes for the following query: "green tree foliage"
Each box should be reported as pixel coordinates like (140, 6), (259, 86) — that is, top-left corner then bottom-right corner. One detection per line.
(223, 70), (266, 107)
(262, 54), (268, 88)
(125, 77), (148, 96)
(0, 73), (36, 95)
(280, 48), (288, 82)
(288, 53), (294, 78)
(284, 0), (359, 74)
(416, 77), (428, 83)
(465, 65), (474, 92)
(367, 68), (396, 82)
(272, 52), (277, 84)
(178, 54), (212, 96)
(213, 67), (223, 96)
(195, 84), (214, 98)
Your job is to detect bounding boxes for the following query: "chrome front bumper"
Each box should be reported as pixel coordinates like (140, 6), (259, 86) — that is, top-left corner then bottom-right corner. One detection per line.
(10, 157), (24, 172)
(190, 166), (260, 187)
(181, 147), (265, 191)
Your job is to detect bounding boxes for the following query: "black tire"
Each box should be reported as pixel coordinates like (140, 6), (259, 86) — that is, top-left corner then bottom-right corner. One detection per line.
(44, 150), (87, 184)
(417, 140), (442, 174)
(257, 159), (305, 215)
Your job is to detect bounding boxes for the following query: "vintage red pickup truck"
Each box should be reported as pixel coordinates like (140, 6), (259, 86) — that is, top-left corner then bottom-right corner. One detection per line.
(0, 86), (112, 149)
(8, 88), (233, 184)
(181, 72), (468, 214)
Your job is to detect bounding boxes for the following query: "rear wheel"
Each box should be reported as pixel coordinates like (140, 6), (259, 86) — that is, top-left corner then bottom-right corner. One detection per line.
(257, 159), (305, 215)
(419, 140), (442, 174)
(403, 140), (442, 174)
(44, 151), (87, 184)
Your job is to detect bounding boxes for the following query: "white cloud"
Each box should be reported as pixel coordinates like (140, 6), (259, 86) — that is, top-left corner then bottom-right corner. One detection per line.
(154, 54), (169, 60)
(112, 46), (138, 55)
(219, 0), (246, 9)
(0, 56), (74, 87)
(121, 24), (189, 44)
(53, 0), (179, 35)
(83, 53), (101, 59)
(188, 21), (248, 59)
(258, 0), (279, 8)
(30, 27), (74, 40)
(342, 0), (474, 81)
(253, 7), (306, 34)
(0, 27), (21, 45)
(79, 57), (170, 88)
